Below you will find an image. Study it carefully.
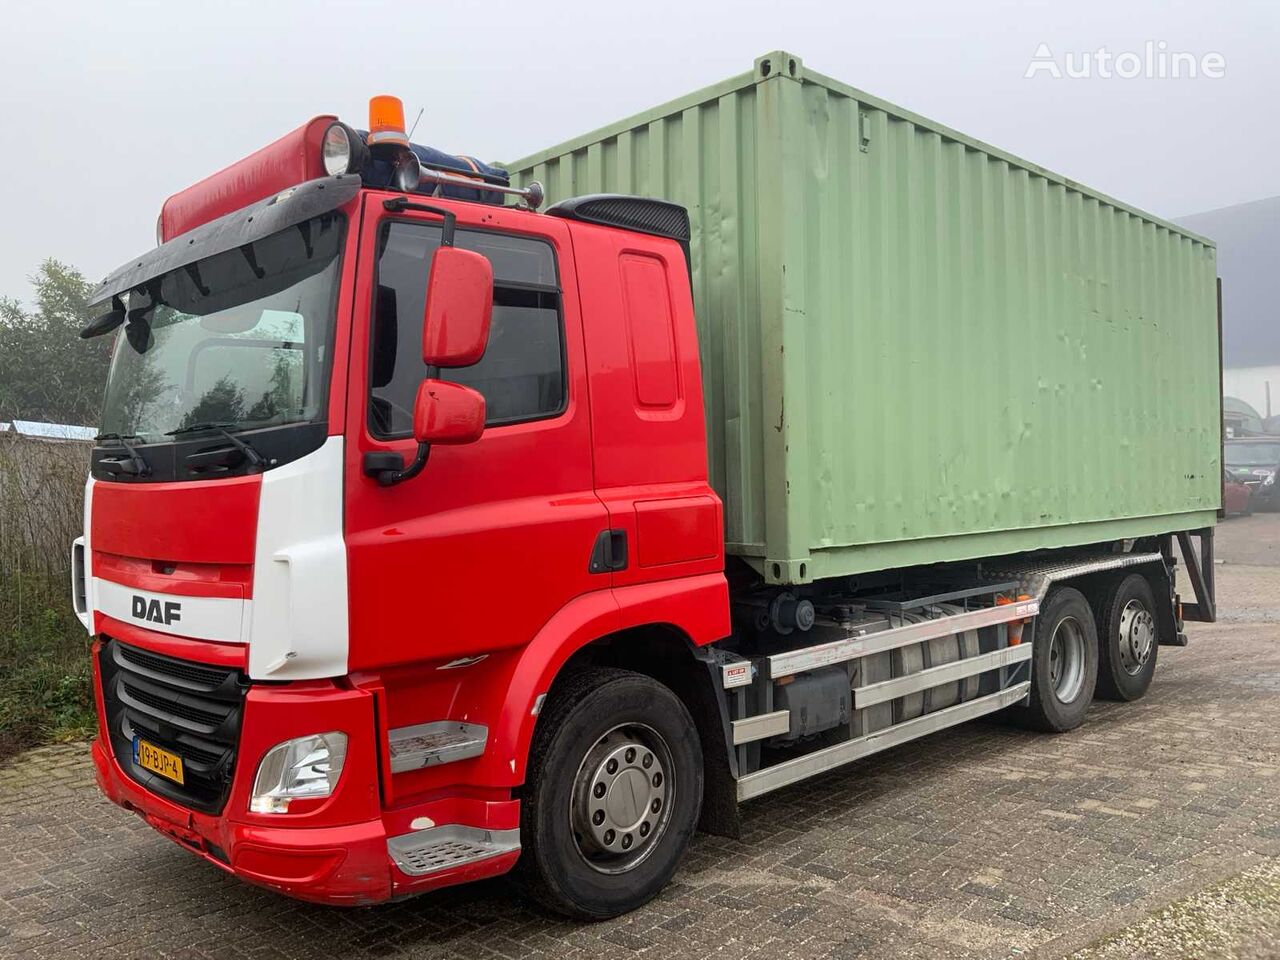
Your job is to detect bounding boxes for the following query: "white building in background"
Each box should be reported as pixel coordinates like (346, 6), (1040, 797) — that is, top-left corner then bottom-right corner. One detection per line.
(4, 420), (97, 442)
(1224, 366), (1280, 421)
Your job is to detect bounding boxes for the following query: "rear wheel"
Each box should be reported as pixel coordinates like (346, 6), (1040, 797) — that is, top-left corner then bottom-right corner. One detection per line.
(518, 667), (703, 919)
(1018, 587), (1098, 732)
(1094, 573), (1159, 701)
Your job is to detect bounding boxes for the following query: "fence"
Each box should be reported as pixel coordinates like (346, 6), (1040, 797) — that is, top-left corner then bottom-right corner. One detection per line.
(0, 434), (93, 755)
(0, 433), (88, 581)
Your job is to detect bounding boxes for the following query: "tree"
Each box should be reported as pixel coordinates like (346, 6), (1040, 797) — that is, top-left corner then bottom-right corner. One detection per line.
(180, 376), (246, 429)
(0, 260), (113, 426)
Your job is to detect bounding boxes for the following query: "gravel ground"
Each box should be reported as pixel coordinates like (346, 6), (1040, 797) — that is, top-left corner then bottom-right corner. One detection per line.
(1068, 859), (1280, 960)
(0, 514), (1277, 959)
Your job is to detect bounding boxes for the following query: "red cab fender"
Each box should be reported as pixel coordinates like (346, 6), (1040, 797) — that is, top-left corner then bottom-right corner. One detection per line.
(484, 572), (729, 786)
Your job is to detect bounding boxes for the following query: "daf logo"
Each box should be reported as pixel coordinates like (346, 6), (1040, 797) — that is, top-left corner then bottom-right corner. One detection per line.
(132, 595), (182, 626)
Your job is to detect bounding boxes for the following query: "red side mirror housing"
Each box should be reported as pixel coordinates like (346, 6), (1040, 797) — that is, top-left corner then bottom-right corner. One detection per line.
(423, 246), (493, 367)
(413, 379), (486, 445)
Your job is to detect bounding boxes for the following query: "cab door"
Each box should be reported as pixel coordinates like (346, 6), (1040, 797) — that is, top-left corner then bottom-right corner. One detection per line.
(569, 221), (724, 590)
(342, 195), (608, 672)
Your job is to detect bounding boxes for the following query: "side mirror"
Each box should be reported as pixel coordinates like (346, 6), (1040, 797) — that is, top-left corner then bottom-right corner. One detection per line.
(413, 378), (486, 445)
(423, 246), (493, 367)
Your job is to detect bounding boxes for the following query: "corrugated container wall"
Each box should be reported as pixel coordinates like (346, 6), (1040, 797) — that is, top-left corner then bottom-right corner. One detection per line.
(506, 52), (1221, 584)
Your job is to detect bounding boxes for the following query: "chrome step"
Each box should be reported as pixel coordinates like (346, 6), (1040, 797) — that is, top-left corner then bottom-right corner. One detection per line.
(387, 824), (520, 876)
(388, 721), (487, 773)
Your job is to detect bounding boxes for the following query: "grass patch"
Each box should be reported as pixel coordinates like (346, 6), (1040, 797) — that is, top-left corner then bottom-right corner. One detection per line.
(0, 571), (96, 763)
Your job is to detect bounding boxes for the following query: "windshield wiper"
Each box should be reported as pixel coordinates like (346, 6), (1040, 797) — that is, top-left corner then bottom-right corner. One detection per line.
(94, 433), (152, 478)
(165, 422), (265, 470)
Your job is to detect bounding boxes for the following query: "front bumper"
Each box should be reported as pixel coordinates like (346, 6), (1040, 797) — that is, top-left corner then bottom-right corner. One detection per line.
(93, 736), (393, 904)
(91, 638), (520, 906)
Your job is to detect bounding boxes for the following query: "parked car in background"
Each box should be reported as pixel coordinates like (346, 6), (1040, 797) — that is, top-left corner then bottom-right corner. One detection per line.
(1223, 468), (1253, 516)
(1225, 439), (1280, 511)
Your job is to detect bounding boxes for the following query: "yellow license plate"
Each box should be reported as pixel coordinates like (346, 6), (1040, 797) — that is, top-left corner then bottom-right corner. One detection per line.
(134, 737), (184, 785)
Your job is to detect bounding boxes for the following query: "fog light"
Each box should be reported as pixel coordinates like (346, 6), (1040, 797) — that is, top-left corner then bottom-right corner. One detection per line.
(250, 732), (347, 814)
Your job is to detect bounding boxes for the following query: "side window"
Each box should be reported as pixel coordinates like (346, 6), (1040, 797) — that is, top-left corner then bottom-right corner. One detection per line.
(369, 222), (565, 436)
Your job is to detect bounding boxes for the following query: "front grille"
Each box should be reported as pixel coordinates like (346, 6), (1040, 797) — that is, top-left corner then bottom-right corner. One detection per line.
(99, 638), (248, 814)
(120, 679), (227, 728)
(117, 642), (229, 689)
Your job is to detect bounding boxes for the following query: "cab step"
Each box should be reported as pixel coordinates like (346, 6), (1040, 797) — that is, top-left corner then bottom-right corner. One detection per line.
(387, 824), (520, 876)
(388, 721), (487, 773)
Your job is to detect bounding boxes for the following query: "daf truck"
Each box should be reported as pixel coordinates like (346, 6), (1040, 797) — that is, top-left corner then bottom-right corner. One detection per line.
(76, 53), (1221, 918)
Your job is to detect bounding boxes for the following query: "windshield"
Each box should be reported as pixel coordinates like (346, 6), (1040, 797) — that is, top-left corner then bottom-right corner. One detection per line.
(99, 213), (344, 443)
(1225, 442), (1280, 468)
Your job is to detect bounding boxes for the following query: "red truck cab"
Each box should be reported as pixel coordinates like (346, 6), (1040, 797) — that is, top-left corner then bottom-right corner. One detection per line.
(79, 110), (728, 912)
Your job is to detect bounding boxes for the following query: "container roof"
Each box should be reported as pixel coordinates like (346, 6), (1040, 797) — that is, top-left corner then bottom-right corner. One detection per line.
(506, 50), (1214, 249)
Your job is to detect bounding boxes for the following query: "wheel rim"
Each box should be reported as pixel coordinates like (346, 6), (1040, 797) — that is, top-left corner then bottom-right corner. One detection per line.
(1048, 616), (1087, 703)
(1118, 599), (1156, 676)
(569, 723), (674, 875)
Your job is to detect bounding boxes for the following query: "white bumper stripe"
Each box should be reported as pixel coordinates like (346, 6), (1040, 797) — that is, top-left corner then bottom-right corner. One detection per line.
(93, 578), (249, 644)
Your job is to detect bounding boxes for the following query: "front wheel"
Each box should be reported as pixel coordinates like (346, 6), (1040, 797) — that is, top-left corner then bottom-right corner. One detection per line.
(518, 667), (703, 919)
(1016, 586), (1099, 732)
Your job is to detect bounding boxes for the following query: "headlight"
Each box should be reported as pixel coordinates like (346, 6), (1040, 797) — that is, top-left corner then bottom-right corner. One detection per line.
(250, 732), (347, 814)
(321, 122), (365, 176)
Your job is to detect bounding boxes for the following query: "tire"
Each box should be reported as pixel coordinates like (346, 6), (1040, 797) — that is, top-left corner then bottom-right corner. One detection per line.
(517, 667), (703, 919)
(1017, 587), (1098, 732)
(1093, 573), (1159, 701)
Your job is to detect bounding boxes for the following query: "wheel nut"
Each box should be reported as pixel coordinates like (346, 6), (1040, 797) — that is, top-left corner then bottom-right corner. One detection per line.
(621, 833), (633, 849)
(642, 753), (653, 768)
(639, 822), (650, 837)
(592, 810), (605, 826)
(652, 771), (663, 787)
(651, 798), (662, 814)
(593, 782), (606, 799)
(606, 759), (618, 775)
(604, 829), (616, 845)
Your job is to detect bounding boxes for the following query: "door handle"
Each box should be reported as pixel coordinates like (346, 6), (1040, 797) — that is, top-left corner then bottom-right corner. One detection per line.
(588, 530), (628, 574)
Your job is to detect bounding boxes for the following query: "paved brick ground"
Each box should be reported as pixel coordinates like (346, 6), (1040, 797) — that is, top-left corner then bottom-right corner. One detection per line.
(1, 516), (1278, 960)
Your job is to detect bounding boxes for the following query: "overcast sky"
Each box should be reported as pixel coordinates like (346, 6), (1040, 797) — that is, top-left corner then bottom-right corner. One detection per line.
(0, 0), (1274, 303)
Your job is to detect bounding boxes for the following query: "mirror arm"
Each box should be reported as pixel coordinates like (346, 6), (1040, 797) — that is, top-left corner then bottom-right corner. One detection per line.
(370, 442), (431, 487)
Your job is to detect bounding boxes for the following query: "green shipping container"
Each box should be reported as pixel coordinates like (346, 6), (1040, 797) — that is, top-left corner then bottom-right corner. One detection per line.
(506, 51), (1221, 585)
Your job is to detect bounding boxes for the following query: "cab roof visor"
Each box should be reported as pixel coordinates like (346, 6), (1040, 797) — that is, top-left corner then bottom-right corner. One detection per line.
(88, 175), (360, 308)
